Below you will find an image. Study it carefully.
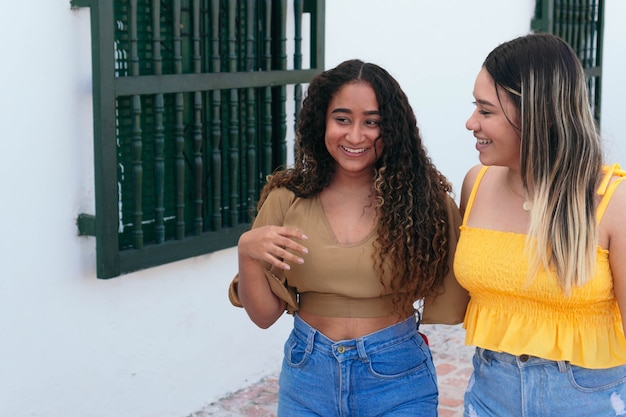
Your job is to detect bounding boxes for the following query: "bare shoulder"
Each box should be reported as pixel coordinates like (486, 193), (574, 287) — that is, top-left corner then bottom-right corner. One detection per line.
(460, 165), (485, 209)
(603, 176), (626, 238)
(459, 164), (485, 215)
(461, 164), (485, 189)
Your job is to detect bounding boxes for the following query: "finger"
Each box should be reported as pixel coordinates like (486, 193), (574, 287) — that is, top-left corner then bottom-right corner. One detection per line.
(277, 227), (308, 243)
(276, 235), (309, 256)
(262, 241), (307, 270)
(262, 250), (298, 271)
(279, 246), (307, 266)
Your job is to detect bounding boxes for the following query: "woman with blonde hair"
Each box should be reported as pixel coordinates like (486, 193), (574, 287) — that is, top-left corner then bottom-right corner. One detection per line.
(456, 32), (626, 416)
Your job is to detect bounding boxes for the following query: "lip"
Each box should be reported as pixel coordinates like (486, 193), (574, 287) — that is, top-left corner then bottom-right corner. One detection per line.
(340, 145), (369, 155)
(474, 137), (492, 151)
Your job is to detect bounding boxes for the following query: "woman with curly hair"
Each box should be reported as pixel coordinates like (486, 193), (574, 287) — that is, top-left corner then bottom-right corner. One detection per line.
(229, 59), (468, 416)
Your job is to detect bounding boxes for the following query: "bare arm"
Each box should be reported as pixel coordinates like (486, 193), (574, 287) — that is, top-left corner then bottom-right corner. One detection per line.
(237, 225), (308, 328)
(421, 165), (483, 323)
(421, 196), (469, 324)
(606, 180), (626, 334)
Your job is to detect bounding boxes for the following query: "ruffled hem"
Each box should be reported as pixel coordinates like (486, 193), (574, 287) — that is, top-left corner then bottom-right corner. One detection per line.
(463, 302), (626, 369)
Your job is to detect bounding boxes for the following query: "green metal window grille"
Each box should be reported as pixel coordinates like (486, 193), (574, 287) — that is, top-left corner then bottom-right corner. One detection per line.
(532, 0), (604, 122)
(73, 0), (325, 278)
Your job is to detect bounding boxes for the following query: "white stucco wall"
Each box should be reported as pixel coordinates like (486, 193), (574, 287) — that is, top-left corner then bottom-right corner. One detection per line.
(0, 1), (623, 417)
(600, 0), (626, 164)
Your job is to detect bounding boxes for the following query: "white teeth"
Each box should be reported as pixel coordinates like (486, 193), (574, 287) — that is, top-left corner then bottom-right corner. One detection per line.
(477, 139), (491, 145)
(341, 146), (367, 154)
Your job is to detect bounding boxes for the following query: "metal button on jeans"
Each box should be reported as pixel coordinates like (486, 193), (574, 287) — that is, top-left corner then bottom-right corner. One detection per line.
(519, 354), (530, 362)
(337, 346), (345, 354)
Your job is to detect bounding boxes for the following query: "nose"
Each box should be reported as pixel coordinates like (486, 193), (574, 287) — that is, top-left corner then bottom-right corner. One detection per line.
(345, 124), (364, 144)
(466, 109), (479, 131)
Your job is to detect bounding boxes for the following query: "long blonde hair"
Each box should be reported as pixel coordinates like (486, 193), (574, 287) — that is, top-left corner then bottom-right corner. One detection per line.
(485, 33), (603, 292)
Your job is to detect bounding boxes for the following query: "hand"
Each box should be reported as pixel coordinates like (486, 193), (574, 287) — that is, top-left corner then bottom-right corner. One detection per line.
(238, 226), (308, 271)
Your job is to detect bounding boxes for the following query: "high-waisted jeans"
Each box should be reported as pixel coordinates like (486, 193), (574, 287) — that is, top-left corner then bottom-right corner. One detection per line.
(277, 313), (438, 416)
(464, 347), (626, 417)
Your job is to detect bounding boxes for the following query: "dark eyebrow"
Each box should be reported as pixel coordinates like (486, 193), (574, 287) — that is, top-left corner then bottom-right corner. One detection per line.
(475, 99), (497, 107)
(330, 108), (380, 115)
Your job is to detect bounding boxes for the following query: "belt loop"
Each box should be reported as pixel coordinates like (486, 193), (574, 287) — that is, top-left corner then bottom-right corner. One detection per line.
(477, 347), (490, 364)
(557, 360), (567, 373)
(356, 338), (369, 361)
(305, 326), (316, 354)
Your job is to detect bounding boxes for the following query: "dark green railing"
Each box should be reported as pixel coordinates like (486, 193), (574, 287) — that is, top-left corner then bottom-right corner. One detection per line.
(532, 0), (604, 122)
(73, 0), (325, 278)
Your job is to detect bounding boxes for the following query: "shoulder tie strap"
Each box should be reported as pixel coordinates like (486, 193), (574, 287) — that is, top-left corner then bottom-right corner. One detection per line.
(596, 163), (626, 224)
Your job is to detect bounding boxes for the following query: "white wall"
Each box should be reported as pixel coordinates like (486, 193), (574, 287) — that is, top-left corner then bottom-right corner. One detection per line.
(600, 0), (626, 164)
(0, 1), (623, 417)
(1, 3), (292, 417)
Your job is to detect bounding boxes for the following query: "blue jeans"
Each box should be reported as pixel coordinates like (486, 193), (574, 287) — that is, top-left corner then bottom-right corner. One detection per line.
(465, 348), (626, 417)
(278, 313), (438, 416)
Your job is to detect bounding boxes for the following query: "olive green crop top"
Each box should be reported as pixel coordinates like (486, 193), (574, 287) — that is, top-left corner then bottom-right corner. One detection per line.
(234, 187), (468, 320)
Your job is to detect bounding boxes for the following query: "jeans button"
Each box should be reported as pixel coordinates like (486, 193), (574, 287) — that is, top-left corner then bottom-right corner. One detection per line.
(519, 354), (530, 362)
(337, 346), (345, 354)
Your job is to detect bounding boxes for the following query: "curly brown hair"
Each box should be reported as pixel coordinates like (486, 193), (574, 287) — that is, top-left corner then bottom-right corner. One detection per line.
(258, 59), (453, 312)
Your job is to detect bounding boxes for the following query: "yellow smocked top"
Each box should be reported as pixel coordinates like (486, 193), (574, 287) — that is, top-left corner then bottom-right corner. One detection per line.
(454, 164), (626, 369)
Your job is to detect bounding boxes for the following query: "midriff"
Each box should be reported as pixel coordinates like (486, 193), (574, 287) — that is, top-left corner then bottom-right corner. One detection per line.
(298, 310), (411, 341)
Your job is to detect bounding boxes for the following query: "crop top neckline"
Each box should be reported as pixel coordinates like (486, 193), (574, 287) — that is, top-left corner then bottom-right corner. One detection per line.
(315, 194), (377, 248)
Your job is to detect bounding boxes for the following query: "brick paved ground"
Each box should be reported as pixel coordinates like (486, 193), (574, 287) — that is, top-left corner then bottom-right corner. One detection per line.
(190, 323), (474, 417)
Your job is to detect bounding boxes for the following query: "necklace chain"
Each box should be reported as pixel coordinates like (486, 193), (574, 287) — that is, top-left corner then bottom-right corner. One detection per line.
(507, 175), (531, 211)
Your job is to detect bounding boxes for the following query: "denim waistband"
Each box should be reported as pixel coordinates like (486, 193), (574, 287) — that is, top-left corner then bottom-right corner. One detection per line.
(477, 347), (568, 372)
(292, 313), (420, 360)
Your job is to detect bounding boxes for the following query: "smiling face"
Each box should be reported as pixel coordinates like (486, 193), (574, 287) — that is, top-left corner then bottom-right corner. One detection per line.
(324, 82), (383, 178)
(466, 67), (521, 169)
